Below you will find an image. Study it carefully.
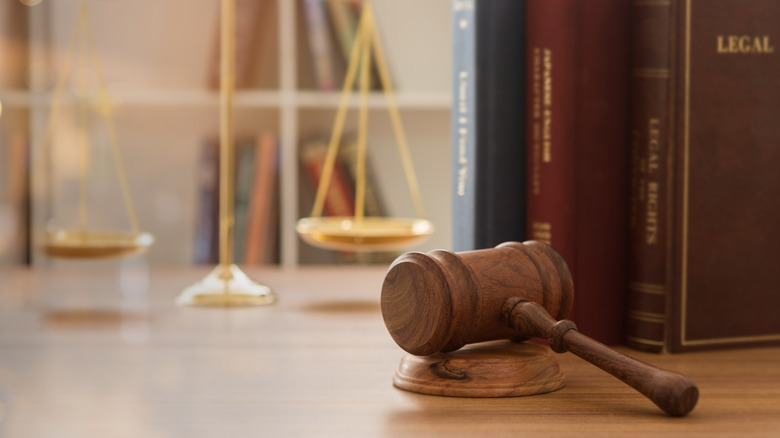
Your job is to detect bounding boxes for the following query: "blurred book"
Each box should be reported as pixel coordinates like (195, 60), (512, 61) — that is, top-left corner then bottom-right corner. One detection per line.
(0, 0), (28, 88)
(299, 136), (355, 218)
(194, 134), (280, 265)
(298, 133), (397, 264)
(301, 0), (337, 91)
(323, 0), (381, 90)
(233, 139), (256, 263)
(206, 0), (271, 89)
(193, 140), (219, 265)
(0, 131), (30, 264)
(244, 133), (280, 266)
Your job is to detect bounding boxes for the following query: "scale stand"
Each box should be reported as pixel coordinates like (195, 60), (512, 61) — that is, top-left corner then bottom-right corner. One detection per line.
(393, 341), (565, 397)
(177, 0), (275, 307)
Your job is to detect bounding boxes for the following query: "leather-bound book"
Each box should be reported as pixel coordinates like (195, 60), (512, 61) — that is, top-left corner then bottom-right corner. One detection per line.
(526, 0), (630, 345)
(627, 0), (780, 352)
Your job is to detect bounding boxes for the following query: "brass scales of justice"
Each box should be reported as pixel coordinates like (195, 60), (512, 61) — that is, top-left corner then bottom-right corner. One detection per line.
(38, 1), (153, 260)
(295, 0), (434, 252)
(178, 0), (434, 305)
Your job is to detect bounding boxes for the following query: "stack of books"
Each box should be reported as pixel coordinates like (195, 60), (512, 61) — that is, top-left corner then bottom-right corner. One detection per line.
(451, 0), (780, 351)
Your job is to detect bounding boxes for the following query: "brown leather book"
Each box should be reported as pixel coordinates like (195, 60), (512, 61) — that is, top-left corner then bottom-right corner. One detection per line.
(526, 0), (630, 345)
(626, 0), (780, 352)
(244, 133), (279, 266)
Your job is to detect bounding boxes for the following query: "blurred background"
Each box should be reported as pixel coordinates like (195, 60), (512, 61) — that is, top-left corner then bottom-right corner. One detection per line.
(0, 0), (453, 267)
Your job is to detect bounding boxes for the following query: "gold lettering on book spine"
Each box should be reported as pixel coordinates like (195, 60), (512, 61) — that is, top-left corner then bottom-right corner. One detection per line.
(531, 221), (552, 243)
(717, 35), (775, 53)
(530, 47), (542, 195)
(456, 71), (469, 197)
(645, 118), (661, 245)
(542, 48), (552, 163)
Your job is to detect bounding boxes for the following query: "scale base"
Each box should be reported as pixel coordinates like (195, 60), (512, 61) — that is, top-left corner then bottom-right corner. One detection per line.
(393, 340), (565, 397)
(176, 264), (276, 307)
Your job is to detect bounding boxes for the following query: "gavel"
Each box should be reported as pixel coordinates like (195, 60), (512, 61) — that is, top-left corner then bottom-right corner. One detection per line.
(381, 241), (698, 417)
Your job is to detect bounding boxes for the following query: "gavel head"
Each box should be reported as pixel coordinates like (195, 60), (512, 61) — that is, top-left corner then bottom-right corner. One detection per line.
(381, 241), (574, 356)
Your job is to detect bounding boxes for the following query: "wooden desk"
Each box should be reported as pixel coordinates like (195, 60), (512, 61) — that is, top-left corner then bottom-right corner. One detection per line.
(1, 265), (779, 437)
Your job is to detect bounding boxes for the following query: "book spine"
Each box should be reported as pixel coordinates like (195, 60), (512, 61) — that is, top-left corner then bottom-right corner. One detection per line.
(302, 0), (337, 91)
(525, 0), (577, 280)
(325, 0), (356, 62)
(193, 140), (219, 264)
(451, 0), (527, 252)
(0, 132), (29, 264)
(451, 0), (478, 252)
(625, 0), (676, 352)
(324, 0), (379, 90)
(300, 142), (355, 218)
(207, 0), (265, 89)
(233, 140), (256, 264)
(338, 135), (385, 218)
(244, 133), (278, 266)
(0, 1), (28, 88)
(570, 0), (631, 346)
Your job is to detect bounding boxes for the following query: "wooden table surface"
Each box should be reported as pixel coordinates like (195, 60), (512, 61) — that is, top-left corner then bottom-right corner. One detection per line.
(0, 263), (779, 437)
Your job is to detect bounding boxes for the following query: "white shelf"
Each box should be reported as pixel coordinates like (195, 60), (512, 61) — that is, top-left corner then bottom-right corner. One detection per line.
(295, 91), (451, 109)
(3, 89), (451, 110)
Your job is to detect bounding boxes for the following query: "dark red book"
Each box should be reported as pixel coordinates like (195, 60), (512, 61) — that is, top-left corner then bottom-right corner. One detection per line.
(626, 0), (780, 353)
(526, 0), (630, 345)
(244, 133), (279, 266)
(300, 139), (355, 218)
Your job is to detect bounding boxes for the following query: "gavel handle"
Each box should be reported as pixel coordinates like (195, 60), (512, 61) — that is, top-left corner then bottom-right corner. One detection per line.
(503, 298), (699, 417)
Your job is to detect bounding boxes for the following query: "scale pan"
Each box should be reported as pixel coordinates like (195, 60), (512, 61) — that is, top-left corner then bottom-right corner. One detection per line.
(297, 217), (434, 252)
(43, 229), (154, 259)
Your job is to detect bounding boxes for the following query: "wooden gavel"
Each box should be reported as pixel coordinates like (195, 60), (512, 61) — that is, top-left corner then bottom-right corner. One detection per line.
(381, 241), (698, 416)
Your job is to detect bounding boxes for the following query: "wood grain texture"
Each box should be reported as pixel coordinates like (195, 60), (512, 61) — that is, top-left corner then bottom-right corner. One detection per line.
(0, 265), (779, 437)
(393, 341), (565, 397)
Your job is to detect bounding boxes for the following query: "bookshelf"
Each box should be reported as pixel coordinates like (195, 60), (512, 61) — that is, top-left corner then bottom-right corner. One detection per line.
(0, 0), (452, 266)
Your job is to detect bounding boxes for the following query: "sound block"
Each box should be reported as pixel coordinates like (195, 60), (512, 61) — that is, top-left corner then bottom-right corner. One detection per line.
(393, 340), (565, 397)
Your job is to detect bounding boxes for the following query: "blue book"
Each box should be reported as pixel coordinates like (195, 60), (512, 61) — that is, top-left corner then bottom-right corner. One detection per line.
(193, 140), (219, 264)
(451, 0), (527, 251)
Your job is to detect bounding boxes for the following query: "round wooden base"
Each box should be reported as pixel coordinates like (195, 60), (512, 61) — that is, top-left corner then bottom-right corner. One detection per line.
(393, 341), (565, 397)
